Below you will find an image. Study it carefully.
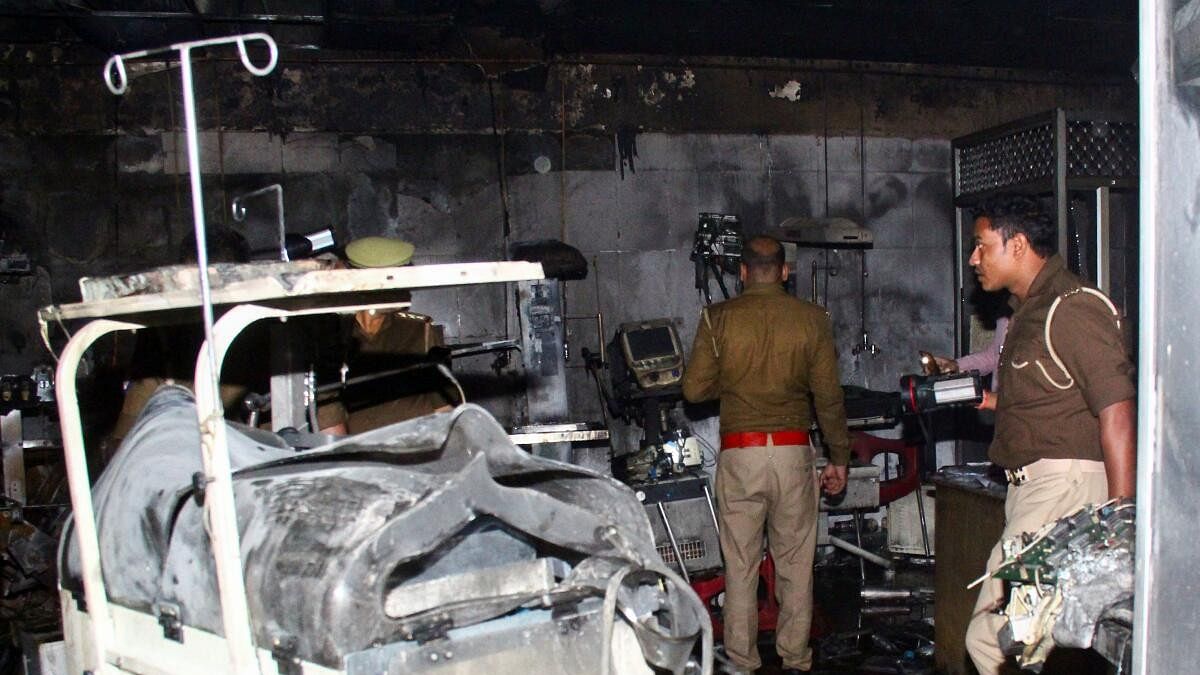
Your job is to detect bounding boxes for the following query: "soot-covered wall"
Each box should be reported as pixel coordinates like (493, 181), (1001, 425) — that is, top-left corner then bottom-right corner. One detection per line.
(0, 44), (1134, 432)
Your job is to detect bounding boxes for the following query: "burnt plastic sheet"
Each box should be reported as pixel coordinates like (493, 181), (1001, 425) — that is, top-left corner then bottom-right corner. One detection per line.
(61, 387), (702, 671)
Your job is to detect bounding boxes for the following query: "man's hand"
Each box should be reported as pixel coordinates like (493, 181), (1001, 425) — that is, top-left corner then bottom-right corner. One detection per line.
(932, 355), (959, 374)
(820, 463), (848, 495)
(976, 389), (996, 411)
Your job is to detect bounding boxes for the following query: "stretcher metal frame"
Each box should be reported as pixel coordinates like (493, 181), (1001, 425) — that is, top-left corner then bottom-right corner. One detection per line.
(40, 29), (550, 675)
(43, 259), (545, 675)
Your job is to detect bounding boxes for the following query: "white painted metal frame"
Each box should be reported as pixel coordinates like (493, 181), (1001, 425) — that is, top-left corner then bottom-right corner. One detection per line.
(58, 590), (342, 675)
(1133, 0), (1160, 671)
(47, 259), (544, 675)
(1094, 186), (1111, 295)
(56, 318), (144, 674)
(40, 262), (544, 323)
(192, 300), (418, 674)
(54, 28), (551, 675)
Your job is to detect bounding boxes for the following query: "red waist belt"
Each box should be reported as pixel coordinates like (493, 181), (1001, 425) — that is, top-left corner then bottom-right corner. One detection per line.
(721, 429), (810, 450)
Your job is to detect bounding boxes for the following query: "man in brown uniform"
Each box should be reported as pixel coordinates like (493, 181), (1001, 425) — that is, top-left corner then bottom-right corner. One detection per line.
(340, 236), (457, 432)
(682, 235), (850, 674)
(344, 309), (456, 432)
(963, 196), (1136, 674)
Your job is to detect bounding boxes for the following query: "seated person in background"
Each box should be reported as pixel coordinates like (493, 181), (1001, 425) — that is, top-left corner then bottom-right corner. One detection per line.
(340, 236), (459, 432)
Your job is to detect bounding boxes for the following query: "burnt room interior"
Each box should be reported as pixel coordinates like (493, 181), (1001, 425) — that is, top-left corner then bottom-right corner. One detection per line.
(1, 1), (1195, 674)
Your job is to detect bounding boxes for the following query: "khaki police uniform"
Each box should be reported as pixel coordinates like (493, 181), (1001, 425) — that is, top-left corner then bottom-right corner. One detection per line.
(338, 236), (455, 431)
(344, 312), (456, 432)
(682, 282), (850, 673)
(966, 255), (1135, 674)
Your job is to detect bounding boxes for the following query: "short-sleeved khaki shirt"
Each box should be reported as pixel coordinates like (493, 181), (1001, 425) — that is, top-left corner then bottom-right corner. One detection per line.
(681, 282), (851, 465)
(990, 255), (1135, 469)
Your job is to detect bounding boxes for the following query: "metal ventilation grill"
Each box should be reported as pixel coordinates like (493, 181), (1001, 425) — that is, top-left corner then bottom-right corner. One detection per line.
(657, 539), (707, 564)
(957, 123), (1055, 196)
(1066, 120), (1138, 179)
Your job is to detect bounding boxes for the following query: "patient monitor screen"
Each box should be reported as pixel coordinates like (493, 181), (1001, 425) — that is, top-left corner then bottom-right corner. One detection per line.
(625, 326), (679, 362)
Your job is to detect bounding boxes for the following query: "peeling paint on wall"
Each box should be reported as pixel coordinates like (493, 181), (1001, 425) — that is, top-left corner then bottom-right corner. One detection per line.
(562, 64), (598, 127)
(640, 80), (665, 106)
(769, 80), (804, 102)
(639, 69), (699, 107)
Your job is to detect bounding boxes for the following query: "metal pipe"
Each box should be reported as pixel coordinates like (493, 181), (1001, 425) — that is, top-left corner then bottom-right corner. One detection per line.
(104, 33), (279, 675)
(1096, 185), (1111, 294)
(1055, 109), (1070, 260)
(914, 484), (931, 557)
(55, 319), (145, 672)
(657, 502), (691, 583)
(853, 512), (866, 581)
(861, 605), (913, 617)
(828, 535), (893, 570)
(860, 587), (933, 602)
(1133, 2), (1161, 672)
(702, 482), (721, 539)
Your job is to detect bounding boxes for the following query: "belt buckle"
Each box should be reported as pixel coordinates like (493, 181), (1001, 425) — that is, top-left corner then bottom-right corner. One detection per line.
(1006, 467), (1029, 486)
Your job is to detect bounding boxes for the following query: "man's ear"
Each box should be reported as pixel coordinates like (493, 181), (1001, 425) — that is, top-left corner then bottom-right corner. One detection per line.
(781, 264), (790, 282)
(1010, 232), (1029, 258)
(739, 263), (748, 283)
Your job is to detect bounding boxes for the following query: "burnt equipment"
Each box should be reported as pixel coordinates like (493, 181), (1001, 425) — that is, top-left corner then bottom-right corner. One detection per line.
(617, 320), (684, 391)
(691, 213), (743, 304)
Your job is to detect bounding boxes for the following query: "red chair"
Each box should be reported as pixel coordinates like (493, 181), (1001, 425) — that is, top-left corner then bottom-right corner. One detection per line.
(690, 554), (780, 638)
(850, 430), (920, 506)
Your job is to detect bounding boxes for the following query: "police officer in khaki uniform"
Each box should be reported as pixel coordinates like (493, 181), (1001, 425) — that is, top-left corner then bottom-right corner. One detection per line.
(963, 196), (1136, 674)
(682, 235), (850, 674)
(342, 236), (457, 431)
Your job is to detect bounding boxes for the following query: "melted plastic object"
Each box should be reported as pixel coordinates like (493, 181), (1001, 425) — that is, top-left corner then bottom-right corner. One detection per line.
(61, 386), (706, 672)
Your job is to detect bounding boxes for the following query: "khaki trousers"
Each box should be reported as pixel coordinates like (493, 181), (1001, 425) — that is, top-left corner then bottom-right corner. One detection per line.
(965, 459), (1108, 675)
(716, 441), (818, 671)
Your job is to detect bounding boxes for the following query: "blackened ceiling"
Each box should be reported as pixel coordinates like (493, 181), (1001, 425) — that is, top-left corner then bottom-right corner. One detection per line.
(0, 0), (1138, 75)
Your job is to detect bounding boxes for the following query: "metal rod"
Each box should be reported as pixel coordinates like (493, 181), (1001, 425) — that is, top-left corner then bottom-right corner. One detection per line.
(853, 512), (867, 581)
(597, 311), (606, 365)
(104, 33), (279, 675)
(914, 483), (932, 557)
(55, 319), (146, 672)
(828, 535), (893, 570)
(1055, 108), (1070, 260)
(1133, 3), (1161, 672)
(178, 45), (222, 419)
(231, 183), (286, 261)
(657, 502), (691, 583)
(860, 587), (932, 602)
(702, 482), (721, 539)
(1096, 185), (1111, 294)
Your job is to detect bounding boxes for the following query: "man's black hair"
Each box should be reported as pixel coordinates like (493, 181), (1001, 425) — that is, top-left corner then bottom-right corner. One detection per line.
(742, 235), (785, 278)
(971, 194), (1057, 258)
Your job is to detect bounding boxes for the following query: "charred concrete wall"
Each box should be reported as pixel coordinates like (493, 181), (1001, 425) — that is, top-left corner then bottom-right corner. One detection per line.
(0, 44), (1135, 430)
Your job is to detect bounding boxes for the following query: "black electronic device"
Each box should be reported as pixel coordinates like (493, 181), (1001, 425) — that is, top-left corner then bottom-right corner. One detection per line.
(691, 212), (743, 304)
(596, 320), (698, 483)
(899, 371), (984, 414)
(252, 229), (335, 261)
(618, 320), (684, 391)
